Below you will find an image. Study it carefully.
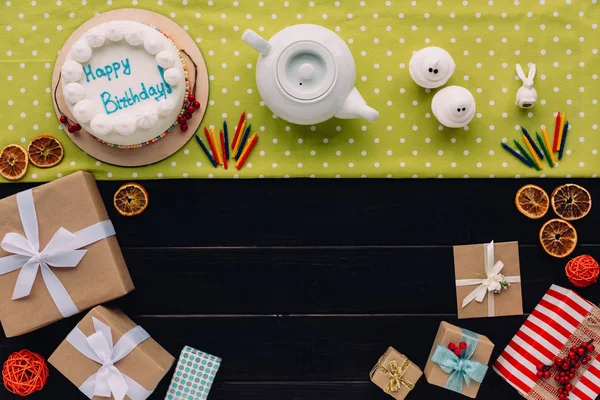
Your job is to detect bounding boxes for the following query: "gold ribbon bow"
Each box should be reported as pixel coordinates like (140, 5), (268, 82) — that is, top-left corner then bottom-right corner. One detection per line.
(377, 357), (415, 393)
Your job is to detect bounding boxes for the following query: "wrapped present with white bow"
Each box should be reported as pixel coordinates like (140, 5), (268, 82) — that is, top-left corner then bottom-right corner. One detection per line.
(0, 171), (134, 337)
(453, 241), (523, 319)
(424, 321), (494, 398)
(494, 285), (600, 400)
(49, 305), (175, 400)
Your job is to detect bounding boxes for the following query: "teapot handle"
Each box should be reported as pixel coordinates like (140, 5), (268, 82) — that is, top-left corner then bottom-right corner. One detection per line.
(242, 30), (271, 56)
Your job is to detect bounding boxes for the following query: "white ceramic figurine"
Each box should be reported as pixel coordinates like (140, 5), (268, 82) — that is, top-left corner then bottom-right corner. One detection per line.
(409, 46), (456, 89)
(515, 63), (537, 109)
(431, 85), (476, 128)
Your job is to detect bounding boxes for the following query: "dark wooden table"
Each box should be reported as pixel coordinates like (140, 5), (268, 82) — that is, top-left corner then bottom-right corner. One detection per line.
(1, 178), (599, 399)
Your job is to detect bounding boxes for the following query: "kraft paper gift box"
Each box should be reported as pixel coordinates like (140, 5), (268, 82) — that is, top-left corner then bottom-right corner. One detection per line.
(494, 285), (600, 400)
(166, 346), (222, 400)
(424, 321), (494, 398)
(49, 305), (175, 400)
(370, 347), (422, 400)
(0, 171), (134, 337)
(453, 241), (523, 319)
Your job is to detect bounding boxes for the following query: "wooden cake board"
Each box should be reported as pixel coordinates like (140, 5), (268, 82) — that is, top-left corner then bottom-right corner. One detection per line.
(51, 8), (209, 167)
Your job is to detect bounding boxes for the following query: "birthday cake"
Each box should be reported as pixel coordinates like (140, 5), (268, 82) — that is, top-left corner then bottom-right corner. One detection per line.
(60, 21), (189, 148)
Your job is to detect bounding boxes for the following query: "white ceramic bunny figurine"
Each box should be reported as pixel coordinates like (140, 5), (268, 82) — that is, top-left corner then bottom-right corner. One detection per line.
(515, 63), (537, 109)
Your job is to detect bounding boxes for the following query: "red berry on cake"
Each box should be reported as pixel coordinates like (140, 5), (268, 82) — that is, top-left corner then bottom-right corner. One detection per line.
(67, 125), (76, 133)
(178, 116), (186, 124)
(193, 101), (200, 110)
(184, 112), (193, 120)
(186, 105), (195, 114)
(74, 123), (81, 131)
(180, 124), (188, 132)
(59, 115), (68, 124)
(188, 94), (196, 102)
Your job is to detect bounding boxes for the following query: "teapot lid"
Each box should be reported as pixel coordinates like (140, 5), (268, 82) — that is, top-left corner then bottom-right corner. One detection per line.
(276, 41), (336, 101)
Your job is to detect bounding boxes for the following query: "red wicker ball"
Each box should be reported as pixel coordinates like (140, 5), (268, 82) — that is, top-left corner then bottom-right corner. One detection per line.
(2, 350), (48, 396)
(565, 255), (600, 288)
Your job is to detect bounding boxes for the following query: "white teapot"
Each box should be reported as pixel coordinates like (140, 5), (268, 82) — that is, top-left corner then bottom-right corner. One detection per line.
(242, 24), (379, 125)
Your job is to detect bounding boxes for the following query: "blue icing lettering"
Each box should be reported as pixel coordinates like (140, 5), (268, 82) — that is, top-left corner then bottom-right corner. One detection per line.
(122, 58), (131, 75)
(83, 64), (95, 83)
(158, 66), (173, 94)
(101, 91), (119, 115)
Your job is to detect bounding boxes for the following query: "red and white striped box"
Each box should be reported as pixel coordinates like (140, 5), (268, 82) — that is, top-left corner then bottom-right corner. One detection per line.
(493, 285), (600, 400)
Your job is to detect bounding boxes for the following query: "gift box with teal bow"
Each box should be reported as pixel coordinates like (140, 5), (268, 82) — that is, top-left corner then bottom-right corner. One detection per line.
(423, 321), (494, 398)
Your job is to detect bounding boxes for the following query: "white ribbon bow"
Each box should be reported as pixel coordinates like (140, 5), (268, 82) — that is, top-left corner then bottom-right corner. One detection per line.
(455, 241), (521, 317)
(67, 317), (154, 400)
(0, 189), (115, 317)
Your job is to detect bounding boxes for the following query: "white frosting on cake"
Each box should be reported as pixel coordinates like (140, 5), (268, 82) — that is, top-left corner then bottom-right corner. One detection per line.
(60, 21), (186, 147)
(63, 82), (85, 103)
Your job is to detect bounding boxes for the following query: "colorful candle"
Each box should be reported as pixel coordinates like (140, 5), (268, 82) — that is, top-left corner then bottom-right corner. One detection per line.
(513, 139), (538, 170)
(204, 127), (219, 165)
(210, 127), (221, 165)
(233, 120), (246, 156)
(558, 120), (569, 160)
(541, 127), (557, 166)
(536, 132), (554, 168)
(235, 124), (252, 160)
(523, 134), (543, 170)
(223, 121), (230, 160)
(232, 111), (246, 149)
(236, 134), (258, 170)
(220, 130), (228, 169)
(556, 112), (566, 151)
(501, 143), (533, 168)
(552, 112), (561, 151)
(195, 134), (217, 167)
(521, 126), (544, 160)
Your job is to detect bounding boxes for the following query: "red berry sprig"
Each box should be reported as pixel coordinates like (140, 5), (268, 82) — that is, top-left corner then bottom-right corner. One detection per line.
(58, 114), (81, 134)
(179, 94), (201, 132)
(535, 340), (595, 400)
(447, 341), (468, 357)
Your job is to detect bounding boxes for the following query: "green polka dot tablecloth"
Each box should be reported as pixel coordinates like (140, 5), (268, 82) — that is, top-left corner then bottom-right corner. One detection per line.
(166, 346), (221, 400)
(1, 0), (598, 181)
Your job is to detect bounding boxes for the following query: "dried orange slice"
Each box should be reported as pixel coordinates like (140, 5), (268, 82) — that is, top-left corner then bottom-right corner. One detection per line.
(0, 144), (28, 181)
(114, 183), (149, 217)
(27, 135), (64, 168)
(551, 184), (592, 221)
(539, 219), (578, 258)
(515, 184), (549, 219)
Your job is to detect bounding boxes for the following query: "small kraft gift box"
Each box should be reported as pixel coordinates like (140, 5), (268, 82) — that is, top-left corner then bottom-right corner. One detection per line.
(453, 240), (523, 319)
(494, 285), (600, 400)
(424, 321), (494, 398)
(0, 171), (134, 337)
(166, 346), (222, 400)
(370, 347), (422, 400)
(49, 305), (175, 400)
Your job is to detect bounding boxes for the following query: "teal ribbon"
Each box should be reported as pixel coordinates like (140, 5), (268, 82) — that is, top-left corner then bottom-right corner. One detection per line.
(430, 328), (488, 394)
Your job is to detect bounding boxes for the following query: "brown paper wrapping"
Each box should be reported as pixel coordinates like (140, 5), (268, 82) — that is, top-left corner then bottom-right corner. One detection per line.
(423, 321), (494, 398)
(0, 171), (134, 337)
(49, 306), (175, 400)
(453, 241), (523, 319)
(370, 347), (422, 400)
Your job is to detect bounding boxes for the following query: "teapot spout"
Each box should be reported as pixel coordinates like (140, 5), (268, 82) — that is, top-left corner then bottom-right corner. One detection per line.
(242, 29), (271, 56)
(334, 88), (379, 122)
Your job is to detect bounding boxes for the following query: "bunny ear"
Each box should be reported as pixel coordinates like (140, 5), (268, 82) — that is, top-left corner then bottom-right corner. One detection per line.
(515, 64), (526, 80)
(528, 64), (537, 80)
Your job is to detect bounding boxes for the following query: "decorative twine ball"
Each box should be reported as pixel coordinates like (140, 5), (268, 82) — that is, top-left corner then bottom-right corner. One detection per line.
(565, 255), (600, 288)
(2, 350), (49, 396)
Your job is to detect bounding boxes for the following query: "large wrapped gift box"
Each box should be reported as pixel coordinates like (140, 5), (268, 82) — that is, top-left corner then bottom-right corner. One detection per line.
(494, 285), (600, 400)
(424, 321), (494, 398)
(454, 241), (523, 319)
(0, 171), (134, 337)
(369, 346), (422, 400)
(49, 305), (175, 400)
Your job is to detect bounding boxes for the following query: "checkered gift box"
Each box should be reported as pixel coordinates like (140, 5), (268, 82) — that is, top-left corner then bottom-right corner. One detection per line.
(494, 285), (600, 400)
(165, 346), (222, 400)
